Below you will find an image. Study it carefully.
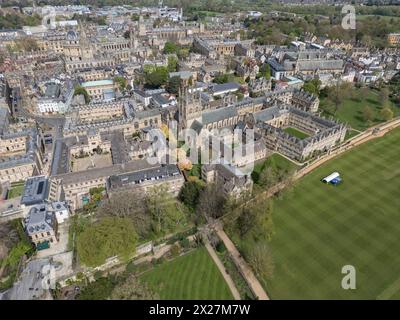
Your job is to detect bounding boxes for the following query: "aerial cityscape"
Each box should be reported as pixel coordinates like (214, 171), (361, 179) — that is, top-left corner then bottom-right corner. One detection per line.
(0, 0), (399, 304)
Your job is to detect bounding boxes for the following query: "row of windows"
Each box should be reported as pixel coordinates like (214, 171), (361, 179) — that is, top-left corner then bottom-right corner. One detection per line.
(134, 118), (159, 128)
(33, 231), (51, 238)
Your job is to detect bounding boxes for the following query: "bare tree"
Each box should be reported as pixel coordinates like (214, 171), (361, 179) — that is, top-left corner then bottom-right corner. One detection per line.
(97, 191), (151, 238)
(110, 274), (159, 300)
(196, 183), (227, 221)
(246, 242), (275, 281)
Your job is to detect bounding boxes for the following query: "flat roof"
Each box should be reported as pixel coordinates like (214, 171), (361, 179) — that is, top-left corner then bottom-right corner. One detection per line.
(81, 79), (114, 88)
(20, 176), (49, 206)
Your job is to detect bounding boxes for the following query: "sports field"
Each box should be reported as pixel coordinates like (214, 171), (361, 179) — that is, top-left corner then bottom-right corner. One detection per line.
(265, 127), (400, 299)
(139, 247), (234, 300)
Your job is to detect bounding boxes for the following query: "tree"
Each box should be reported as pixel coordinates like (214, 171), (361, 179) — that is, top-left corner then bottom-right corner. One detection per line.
(166, 76), (182, 95)
(259, 63), (271, 80)
(326, 82), (352, 114)
(380, 107), (394, 121)
(77, 276), (119, 300)
(379, 87), (390, 108)
(179, 180), (204, 210)
(303, 79), (321, 96)
(163, 41), (178, 54)
(167, 55), (178, 72)
(77, 217), (138, 267)
(196, 183), (226, 220)
(225, 192), (273, 239)
(246, 242), (275, 281)
(213, 73), (234, 84)
(73, 85), (90, 104)
(97, 191), (151, 238)
(362, 106), (374, 123)
(258, 166), (278, 188)
(13, 37), (38, 52)
(177, 48), (190, 60)
(145, 66), (169, 88)
(110, 274), (159, 300)
(0, 52), (5, 65)
(131, 14), (140, 21)
(114, 76), (127, 92)
(145, 185), (186, 234)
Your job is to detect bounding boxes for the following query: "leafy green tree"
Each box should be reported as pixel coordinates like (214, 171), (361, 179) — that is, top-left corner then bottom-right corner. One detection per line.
(145, 185), (186, 234)
(167, 55), (178, 72)
(213, 73), (235, 84)
(73, 85), (90, 104)
(179, 180), (204, 210)
(259, 64), (271, 80)
(166, 76), (182, 95)
(380, 107), (394, 121)
(177, 48), (190, 60)
(97, 191), (151, 239)
(77, 276), (119, 300)
(77, 217), (138, 267)
(163, 41), (178, 54)
(258, 166), (278, 188)
(303, 79), (321, 96)
(362, 106), (374, 123)
(114, 76), (127, 91)
(145, 66), (169, 88)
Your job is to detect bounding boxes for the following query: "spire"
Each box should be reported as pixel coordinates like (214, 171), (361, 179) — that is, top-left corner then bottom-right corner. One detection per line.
(129, 25), (134, 49)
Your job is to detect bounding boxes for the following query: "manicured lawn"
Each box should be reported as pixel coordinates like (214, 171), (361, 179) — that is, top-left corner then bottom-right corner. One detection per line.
(7, 181), (25, 199)
(283, 127), (309, 139)
(139, 247), (234, 300)
(264, 128), (400, 299)
(320, 88), (399, 131)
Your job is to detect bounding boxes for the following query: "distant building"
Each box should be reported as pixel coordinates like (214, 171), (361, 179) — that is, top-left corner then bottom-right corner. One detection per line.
(387, 33), (400, 46)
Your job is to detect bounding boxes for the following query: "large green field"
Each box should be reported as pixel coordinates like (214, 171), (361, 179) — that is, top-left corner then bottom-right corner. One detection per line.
(320, 89), (400, 131)
(139, 247), (234, 300)
(265, 127), (400, 299)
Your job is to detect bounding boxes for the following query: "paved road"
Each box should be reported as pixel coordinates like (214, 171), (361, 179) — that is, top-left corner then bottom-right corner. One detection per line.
(214, 224), (270, 300)
(204, 242), (241, 300)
